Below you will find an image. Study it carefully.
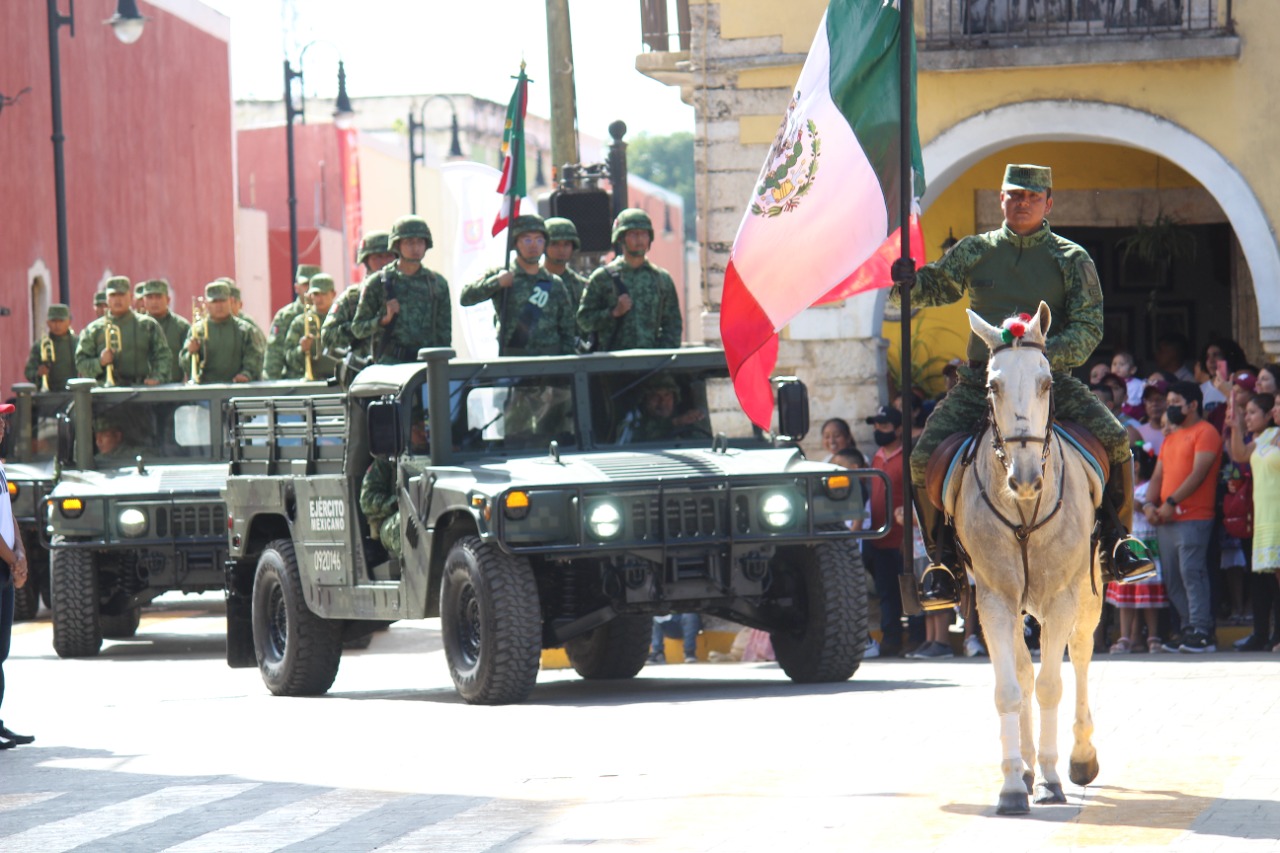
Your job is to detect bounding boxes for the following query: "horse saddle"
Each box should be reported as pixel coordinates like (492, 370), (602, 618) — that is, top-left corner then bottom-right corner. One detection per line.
(924, 420), (1111, 512)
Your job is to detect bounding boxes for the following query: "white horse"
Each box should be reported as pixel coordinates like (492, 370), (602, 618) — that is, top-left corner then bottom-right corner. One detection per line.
(945, 301), (1105, 815)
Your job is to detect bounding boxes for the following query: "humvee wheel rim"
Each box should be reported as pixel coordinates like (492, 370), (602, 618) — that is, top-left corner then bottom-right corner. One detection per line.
(456, 582), (482, 667)
(266, 582), (288, 662)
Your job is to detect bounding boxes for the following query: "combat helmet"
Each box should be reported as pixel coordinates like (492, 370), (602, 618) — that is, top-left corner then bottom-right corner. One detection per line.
(611, 208), (654, 244)
(357, 231), (392, 265)
(545, 217), (580, 249)
(509, 214), (548, 243)
(389, 216), (433, 253)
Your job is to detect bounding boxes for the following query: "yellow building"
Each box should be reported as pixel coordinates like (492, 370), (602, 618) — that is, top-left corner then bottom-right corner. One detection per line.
(640, 0), (1268, 429)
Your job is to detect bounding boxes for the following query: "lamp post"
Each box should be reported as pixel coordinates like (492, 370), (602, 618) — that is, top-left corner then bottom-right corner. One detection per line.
(407, 95), (463, 215)
(45, 0), (146, 306)
(283, 45), (351, 281)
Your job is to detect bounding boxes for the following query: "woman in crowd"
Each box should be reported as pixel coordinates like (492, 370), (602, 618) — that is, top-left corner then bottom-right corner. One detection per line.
(1227, 391), (1280, 651)
(820, 418), (865, 467)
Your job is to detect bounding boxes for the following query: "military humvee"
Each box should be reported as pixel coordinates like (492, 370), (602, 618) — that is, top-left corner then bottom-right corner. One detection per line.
(44, 377), (326, 657)
(4, 384), (72, 620)
(223, 347), (888, 704)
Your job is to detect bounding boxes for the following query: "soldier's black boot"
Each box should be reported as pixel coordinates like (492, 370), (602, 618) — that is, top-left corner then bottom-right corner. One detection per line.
(1102, 457), (1156, 583)
(914, 489), (963, 611)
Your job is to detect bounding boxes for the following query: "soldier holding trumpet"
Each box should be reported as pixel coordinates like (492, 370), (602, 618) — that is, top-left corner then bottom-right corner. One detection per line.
(179, 281), (264, 384)
(283, 273), (337, 380)
(24, 304), (78, 391)
(75, 277), (171, 387)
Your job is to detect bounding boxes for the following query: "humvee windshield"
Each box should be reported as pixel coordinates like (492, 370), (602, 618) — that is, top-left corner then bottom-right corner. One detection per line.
(442, 364), (762, 455)
(89, 398), (213, 467)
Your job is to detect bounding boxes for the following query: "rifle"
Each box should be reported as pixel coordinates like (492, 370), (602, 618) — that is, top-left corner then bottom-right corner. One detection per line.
(377, 269), (396, 361)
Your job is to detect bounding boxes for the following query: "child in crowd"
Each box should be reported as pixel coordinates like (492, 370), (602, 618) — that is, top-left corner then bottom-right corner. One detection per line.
(1112, 350), (1147, 419)
(1107, 441), (1169, 653)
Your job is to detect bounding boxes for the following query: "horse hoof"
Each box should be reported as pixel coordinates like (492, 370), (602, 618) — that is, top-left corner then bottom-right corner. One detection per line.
(997, 791), (1030, 815)
(1022, 770), (1035, 794)
(1034, 782), (1067, 804)
(1069, 757), (1099, 787)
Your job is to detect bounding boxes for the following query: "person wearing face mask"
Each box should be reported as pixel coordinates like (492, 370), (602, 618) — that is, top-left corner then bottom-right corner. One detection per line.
(1143, 381), (1223, 652)
(859, 406), (909, 657)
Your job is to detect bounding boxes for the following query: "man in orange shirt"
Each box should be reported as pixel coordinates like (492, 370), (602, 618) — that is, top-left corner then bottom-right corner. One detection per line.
(1143, 381), (1222, 653)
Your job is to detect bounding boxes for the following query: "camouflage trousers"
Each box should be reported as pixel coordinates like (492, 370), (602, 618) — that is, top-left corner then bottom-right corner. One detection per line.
(909, 365), (1130, 488)
(374, 513), (402, 559)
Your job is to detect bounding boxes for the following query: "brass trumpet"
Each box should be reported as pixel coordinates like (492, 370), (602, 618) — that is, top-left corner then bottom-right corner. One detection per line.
(104, 320), (123, 387)
(38, 335), (56, 391)
(303, 305), (320, 381)
(189, 296), (208, 385)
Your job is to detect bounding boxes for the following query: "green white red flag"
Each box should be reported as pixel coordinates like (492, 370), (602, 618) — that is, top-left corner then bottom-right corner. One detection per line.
(720, 0), (926, 429)
(492, 64), (529, 236)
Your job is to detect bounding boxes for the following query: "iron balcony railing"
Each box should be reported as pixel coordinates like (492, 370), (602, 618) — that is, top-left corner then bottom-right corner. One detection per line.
(640, 0), (692, 53)
(921, 0), (1233, 49)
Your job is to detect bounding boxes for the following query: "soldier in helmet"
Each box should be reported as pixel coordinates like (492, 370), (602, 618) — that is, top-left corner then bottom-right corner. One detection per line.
(75, 276), (172, 386)
(322, 230), (395, 363)
(93, 290), (108, 318)
(263, 265), (321, 379)
(140, 279), (191, 383)
(617, 373), (708, 443)
(351, 216), (451, 364)
(24, 304), (78, 391)
(283, 274), (338, 380)
(543, 217), (588, 309)
(578, 208), (682, 351)
(461, 214), (576, 356)
(179, 281), (264, 384)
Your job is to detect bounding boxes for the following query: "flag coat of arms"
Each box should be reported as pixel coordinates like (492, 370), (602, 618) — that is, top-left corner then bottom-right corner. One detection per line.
(492, 65), (529, 236)
(720, 0), (925, 429)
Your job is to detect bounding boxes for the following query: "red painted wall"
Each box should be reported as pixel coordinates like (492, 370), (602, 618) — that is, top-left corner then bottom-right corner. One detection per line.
(0, 1), (235, 393)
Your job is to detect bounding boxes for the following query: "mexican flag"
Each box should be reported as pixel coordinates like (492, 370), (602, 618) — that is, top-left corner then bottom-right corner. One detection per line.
(491, 64), (529, 236)
(720, 0), (926, 429)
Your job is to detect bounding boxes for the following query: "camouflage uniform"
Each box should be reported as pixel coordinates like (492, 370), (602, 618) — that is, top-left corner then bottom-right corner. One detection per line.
(75, 310), (173, 386)
(25, 304), (78, 391)
(578, 258), (682, 350)
(350, 264), (451, 364)
(545, 217), (588, 309)
(359, 457), (401, 557)
(462, 266), (576, 357)
(263, 264), (321, 379)
(320, 284), (368, 361)
(896, 217), (1127, 486)
(226, 284), (267, 349)
(179, 282), (265, 383)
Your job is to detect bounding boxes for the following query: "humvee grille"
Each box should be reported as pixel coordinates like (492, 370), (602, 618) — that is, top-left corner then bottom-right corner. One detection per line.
(155, 503), (227, 539)
(591, 453), (722, 479)
(632, 494), (725, 541)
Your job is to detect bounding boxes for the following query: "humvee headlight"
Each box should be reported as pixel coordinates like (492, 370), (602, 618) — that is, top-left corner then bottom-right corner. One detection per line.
(760, 492), (796, 529)
(118, 508), (148, 538)
(587, 502), (623, 540)
(6, 481), (16, 499)
(60, 497), (85, 518)
(824, 474), (852, 500)
(504, 490), (531, 521)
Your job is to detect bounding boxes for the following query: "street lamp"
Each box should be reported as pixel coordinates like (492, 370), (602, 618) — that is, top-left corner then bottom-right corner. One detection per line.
(104, 0), (148, 44)
(407, 95), (463, 215)
(283, 45), (351, 281)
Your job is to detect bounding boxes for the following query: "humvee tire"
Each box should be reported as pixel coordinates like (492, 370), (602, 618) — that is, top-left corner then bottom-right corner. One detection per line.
(50, 541), (103, 658)
(101, 606), (142, 640)
(564, 616), (651, 679)
(771, 540), (867, 683)
(440, 536), (541, 705)
(252, 539), (343, 696)
(12, 577), (40, 622)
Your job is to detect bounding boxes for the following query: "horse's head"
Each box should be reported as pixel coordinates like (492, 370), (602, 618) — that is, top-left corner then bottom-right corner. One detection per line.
(967, 301), (1054, 501)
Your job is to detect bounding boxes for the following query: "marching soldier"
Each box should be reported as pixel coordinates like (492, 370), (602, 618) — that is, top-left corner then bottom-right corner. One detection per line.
(461, 214), (576, 356)
(93, 290), (108, 319)
(283, 273), (338, 380)
(140, 279), (191, 383)
(321, 230), (395, 363)
(543, 217), (588, 309)
(263, 264), (320, 379)
(578, 208), (682, 351)
(74, 277), (172, 386)
(24, 304), (78, 391)
(179, 281), (264, 384)
(351, 216), (451, 365)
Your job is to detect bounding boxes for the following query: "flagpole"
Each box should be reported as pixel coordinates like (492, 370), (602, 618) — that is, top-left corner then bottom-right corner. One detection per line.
(896, 0), (918, 599)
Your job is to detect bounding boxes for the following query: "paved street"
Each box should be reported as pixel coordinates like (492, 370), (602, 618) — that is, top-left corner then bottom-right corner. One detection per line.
(2, 595), (1279, 852)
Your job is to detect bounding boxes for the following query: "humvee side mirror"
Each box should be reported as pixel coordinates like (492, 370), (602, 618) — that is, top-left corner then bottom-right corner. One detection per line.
(56, 412), (74, 466)
(775, 377), (809, 442)
(367, 400), (402, 458)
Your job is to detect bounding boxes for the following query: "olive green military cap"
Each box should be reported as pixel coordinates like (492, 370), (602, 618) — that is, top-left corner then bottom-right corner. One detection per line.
(93, 415), (123, 432)
(216, 276), (236, 286)
(93, 291), (108, 306)
(307, 273), (336, 294)
(545, 217), (580, 248)
(228, 285), (242, 300)
(295, 264), (322, 284)
(134, 282), (146, 298)
(357, 231), (391, 264)
(1002, 164), (1052, 193)
(104, 276), (131, 294)
(204, 281), (232, 301)
(47, 304), (71, 321)
(141, 279), (170, 296)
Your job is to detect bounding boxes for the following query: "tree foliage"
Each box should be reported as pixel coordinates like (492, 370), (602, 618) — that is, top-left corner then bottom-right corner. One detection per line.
(626, 132), (696, 242)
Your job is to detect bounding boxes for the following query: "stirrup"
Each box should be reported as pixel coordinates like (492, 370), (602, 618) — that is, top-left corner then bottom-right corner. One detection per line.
(1111, 536), (1156, 584)
(918, 562), (961, 612)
